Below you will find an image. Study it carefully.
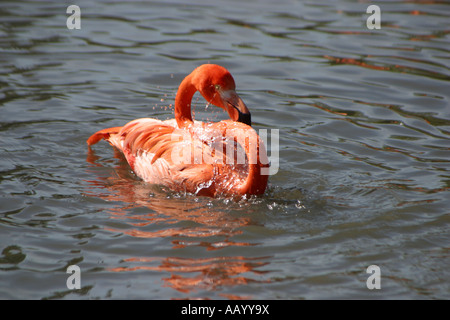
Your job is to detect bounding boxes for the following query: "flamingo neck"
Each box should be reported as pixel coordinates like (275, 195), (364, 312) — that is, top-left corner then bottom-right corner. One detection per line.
(238, 146), (269, 196)
(175, 74), (197, 128)
(227, 125), (269, 196)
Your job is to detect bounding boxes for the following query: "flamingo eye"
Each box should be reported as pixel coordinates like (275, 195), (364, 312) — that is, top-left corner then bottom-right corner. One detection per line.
(214, 84), (221, 91)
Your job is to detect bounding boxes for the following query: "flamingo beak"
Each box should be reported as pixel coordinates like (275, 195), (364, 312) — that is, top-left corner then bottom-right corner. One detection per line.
(221, 90), (252, 126)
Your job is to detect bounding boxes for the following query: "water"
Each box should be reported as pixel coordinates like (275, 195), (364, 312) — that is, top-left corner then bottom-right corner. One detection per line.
(1, 0), (449, 299)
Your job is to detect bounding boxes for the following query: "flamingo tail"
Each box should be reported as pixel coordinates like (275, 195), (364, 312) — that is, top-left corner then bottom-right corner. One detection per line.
(86, 127), (123, 146)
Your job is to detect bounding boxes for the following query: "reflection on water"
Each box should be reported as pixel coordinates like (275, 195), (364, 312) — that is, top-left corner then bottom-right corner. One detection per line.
(85, 148), (271, 297)
(111, 256), (269, 296)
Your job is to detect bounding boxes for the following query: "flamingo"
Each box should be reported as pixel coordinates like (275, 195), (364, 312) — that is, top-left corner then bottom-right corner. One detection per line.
(87, 64), (269, 197)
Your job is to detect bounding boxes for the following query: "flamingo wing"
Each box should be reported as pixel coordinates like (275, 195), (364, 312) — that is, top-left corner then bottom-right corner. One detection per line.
(87, 119), (217, 195)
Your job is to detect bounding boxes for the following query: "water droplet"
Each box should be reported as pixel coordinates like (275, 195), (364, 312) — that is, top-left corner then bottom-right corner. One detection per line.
(267, 202), (277, 210)
(295, 200), (305, 210)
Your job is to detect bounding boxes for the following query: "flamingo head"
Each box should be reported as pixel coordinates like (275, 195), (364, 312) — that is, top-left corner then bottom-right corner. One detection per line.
(193, 64), (251, 126)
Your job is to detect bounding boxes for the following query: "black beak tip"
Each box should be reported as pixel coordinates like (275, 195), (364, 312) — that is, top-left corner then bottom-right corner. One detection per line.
(238, 112), (252, 126)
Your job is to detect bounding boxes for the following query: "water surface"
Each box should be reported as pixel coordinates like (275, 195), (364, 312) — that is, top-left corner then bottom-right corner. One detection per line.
(1, 0), (449, 299)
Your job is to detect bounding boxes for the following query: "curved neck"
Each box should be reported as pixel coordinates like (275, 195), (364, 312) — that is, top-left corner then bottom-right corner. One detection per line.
(175, 74), (197, 128)
(216, 123), (269, 196)
(238, 132), (269, 195)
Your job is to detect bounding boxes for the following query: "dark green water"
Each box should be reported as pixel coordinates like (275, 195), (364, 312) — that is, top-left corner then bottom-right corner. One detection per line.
(1, 0), (449, 299)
